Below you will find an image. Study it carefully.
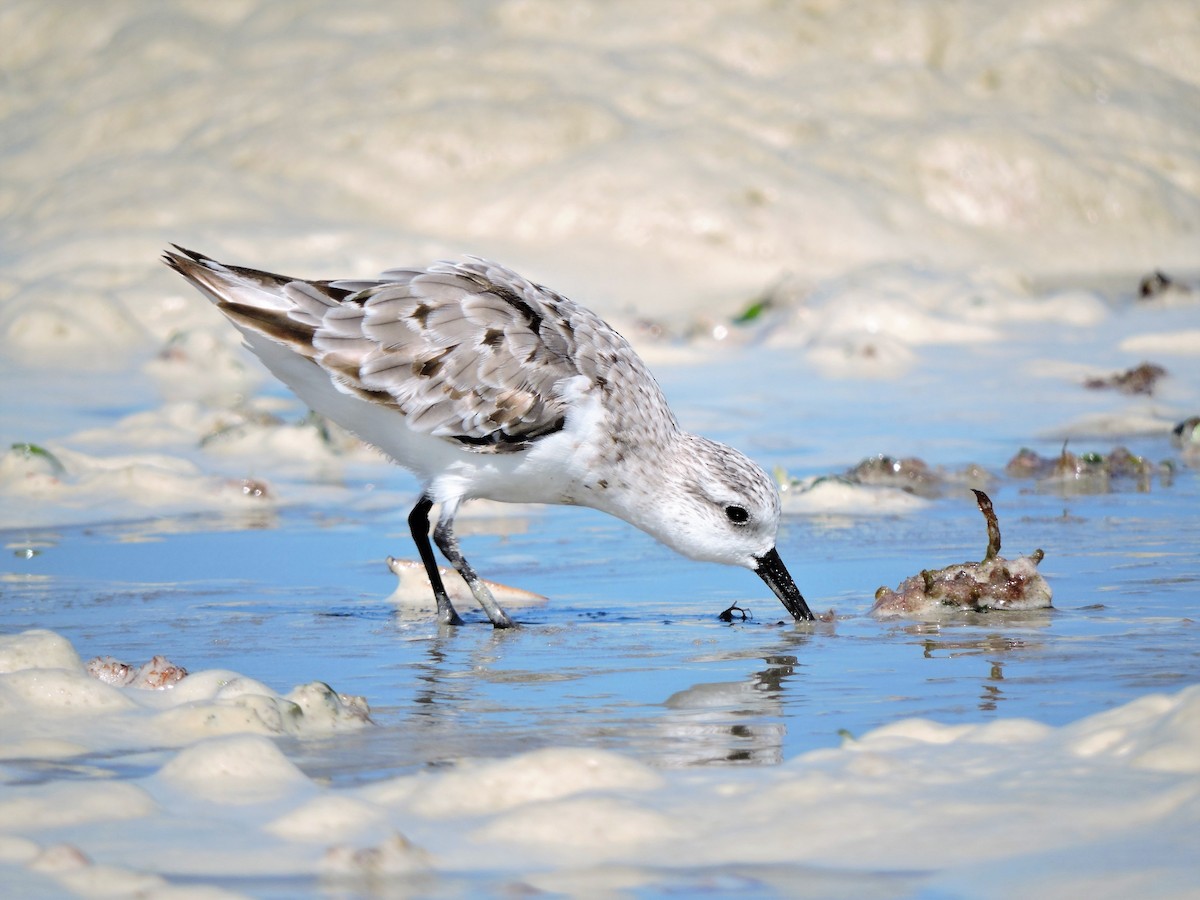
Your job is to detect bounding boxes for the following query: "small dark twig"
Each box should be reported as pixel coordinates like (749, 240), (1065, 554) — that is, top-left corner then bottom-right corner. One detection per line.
(718, 603), (752, 622)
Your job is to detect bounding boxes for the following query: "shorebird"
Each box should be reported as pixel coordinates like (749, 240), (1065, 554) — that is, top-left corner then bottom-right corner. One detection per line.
(165, 247), (813, 627)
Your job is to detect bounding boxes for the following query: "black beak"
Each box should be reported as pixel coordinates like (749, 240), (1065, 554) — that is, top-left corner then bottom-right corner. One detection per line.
(755, 547), (814, 621)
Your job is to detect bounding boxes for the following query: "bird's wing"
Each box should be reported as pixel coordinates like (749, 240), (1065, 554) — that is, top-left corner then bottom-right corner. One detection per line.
(166, 248), (597, 452)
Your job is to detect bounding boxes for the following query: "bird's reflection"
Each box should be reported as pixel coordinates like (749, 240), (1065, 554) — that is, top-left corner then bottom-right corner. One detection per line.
(391, 620), (818, 768)
(408, 627), (516, 716)
(654, 641), (811, 766)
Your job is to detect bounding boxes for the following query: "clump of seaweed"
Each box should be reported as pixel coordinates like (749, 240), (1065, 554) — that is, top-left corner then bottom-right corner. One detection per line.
(775, 455), (993, 505)
(1083, 362), (1167, 396)
(622, 274), (807, 347)
(844, 454), (993, 499)
(774, 426), (1187, 513)
(1005, 444), (1173, 493)
(8, 442), (66, 477)
(871, 490), (1051, 618)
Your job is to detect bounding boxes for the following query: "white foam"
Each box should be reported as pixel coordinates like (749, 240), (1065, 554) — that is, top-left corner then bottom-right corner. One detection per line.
(0, 630), (370, 764)
(1120, 329), (1200, 356)
(780, 478), (930, 516)
(5, 629), (1196, 894)
(157, 735), (311, 805)
(3, 0), (1198, 522)
(0, 444), (273, 529)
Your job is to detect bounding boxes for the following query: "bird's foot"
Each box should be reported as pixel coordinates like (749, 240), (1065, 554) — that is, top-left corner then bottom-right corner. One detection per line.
(488, 609), (516, 629)
(437, 605), (465, 626)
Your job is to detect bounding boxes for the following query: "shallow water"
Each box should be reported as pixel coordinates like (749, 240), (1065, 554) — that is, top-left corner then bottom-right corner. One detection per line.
(5, 327), (1198, 767)
(4, 327), (1199, 894)
(9, 483), (1197, 781)
(5, 274), (1200, 896)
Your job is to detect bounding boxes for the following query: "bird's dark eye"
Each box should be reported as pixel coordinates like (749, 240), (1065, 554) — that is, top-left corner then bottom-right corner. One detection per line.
(725, 505), (750, 525)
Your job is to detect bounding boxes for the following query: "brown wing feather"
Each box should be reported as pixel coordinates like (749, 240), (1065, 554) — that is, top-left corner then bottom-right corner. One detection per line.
(313, 260), (590, 451)
(165, 248), (672, 454)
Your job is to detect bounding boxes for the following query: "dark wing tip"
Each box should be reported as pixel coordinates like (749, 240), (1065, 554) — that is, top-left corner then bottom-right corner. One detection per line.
(162, 246), (296, 293)
(162, 244), (212, 275)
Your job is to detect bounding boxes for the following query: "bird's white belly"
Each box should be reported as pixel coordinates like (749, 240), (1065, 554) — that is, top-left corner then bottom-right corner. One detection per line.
(243, 330), (606, 509)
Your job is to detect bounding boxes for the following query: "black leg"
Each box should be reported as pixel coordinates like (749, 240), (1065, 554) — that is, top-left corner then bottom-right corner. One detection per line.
(433, 506), (515, 629)
(408, 494), (463, 626)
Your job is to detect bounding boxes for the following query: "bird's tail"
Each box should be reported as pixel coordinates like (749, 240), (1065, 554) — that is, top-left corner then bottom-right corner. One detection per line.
(162, 245), (300, 311)
(163, 245), (338, 351)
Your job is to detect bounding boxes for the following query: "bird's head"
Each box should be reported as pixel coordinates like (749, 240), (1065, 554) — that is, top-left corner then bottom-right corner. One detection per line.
(635, 434), (814, 622)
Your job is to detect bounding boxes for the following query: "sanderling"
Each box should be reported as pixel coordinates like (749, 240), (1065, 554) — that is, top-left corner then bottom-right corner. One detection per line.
(165, 246), (813, 627)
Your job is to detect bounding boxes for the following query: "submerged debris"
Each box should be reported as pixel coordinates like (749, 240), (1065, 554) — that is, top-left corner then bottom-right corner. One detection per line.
(87, 654), (188, 689)
(1005, 445), (1173, 493)
(1084, 362), (1167, 396)
(871, 490), (1051, 618)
